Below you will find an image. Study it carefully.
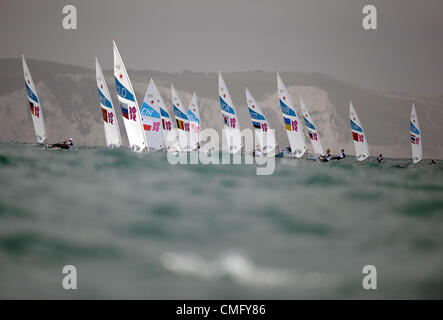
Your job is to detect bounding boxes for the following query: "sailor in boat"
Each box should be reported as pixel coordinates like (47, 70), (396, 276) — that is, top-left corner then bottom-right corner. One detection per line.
(64, 138), (73, 148)
(275, 145), (288, 158)
(377, 154), (384, 163)
(49, 138), (73, 149)
(331, 149), (346, 160)
(319, 149), (332, 162)
(252, 145), (262, 157)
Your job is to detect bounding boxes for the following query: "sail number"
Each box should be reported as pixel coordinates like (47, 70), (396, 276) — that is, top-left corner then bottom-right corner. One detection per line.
(117, 86), (127, 99)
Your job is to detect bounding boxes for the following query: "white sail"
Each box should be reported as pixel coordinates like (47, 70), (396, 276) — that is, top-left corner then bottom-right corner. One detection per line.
(349, 101), (369, 161)
(140, 79), (163, 151)
(245, 87), (276, 154)
(187, 92), (201, 150)
(410, 104), (423, 163)
(153, 82), (181, 151)
(22, 54), (47, 144)
(113, 41), (147, 152)
(95, 58), (122, 148)
(300, 100), (324, 156)
(276, 72), (307, 158)
(218, 71), (242, 153)
(171, 85), (193, 151)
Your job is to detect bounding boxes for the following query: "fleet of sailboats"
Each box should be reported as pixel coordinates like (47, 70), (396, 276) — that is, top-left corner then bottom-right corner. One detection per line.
(21, 44), (430, 164)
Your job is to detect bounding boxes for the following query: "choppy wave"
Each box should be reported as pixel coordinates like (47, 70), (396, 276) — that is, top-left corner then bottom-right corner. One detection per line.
(161, 251), (335, 289)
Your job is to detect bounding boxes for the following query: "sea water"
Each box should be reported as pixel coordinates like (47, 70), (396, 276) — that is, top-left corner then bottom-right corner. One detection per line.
(0, 142), (442, 299)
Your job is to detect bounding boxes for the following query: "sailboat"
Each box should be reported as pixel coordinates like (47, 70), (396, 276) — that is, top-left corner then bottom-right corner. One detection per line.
(349, 101), (369, 161)
(95, 58), (122, 148)
(113, 41), (147, 152)
(153, 82), (181, 152)
(22, 54), (47, 145)
(276, 72), (307, 158)
(218, 71), (242, 153)
(410, 104), (423, 163)
(140, 79), (163, 151)
(187, 92), (201, 150)
(171, 84), (193, 151)
(300, 100), (324, 157)
(245, 87), (276, 155)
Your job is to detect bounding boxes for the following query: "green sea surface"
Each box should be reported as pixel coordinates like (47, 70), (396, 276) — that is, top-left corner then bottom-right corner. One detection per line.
(0, 142), (442, 299)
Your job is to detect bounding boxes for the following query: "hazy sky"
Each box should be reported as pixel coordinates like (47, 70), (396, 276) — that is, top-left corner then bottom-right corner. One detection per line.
(1, 0), (442, 93)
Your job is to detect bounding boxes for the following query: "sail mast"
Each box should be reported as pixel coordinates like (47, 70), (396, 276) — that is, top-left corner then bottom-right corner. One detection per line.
(245, 87), (276, 154)
(218, 71), (242, 153)
(410, 104), (423, 163)
(171, 84), (192, 151)
(22, 54), (47, 145)
(349, 101), (369, 161)
(95, 57), (122, 148)
(301, 100), (324, 157)
(140, 79), (163, 151)
(276, 72), (307, 158)
(153, 82), (181, 151)
(113, 40), (147, 152)
(187, 92), (201, 150)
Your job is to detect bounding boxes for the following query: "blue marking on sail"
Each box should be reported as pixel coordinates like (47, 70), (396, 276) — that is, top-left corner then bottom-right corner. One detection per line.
(25, 82), (39, 103)
(350, 119), (363, 132)
(173, 105), (188, 120)
(219, 97), (235, 115)
(248, 108), (266, 121)
(160, 108), (170, 118)
(98, 89), (112, 109)
(114, 77), (135, 102)
(187, 110), (200, 124)
(279, 100), (297, 117)
(410, 122), (420, 135)
(140, 102), (160, 118)
(303, 117), (316, 130)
